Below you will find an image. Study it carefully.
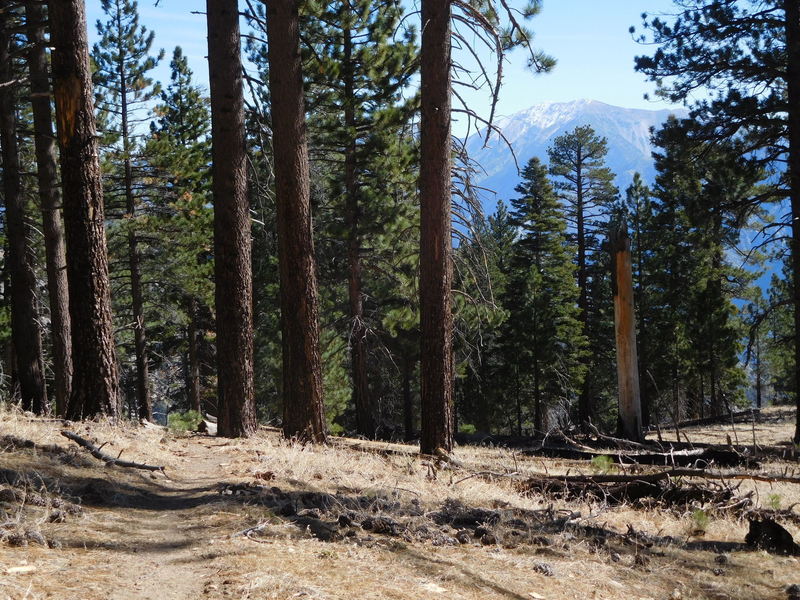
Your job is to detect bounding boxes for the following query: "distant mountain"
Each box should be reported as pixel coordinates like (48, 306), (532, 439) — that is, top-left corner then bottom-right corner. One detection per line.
(464, 99), (688, 213)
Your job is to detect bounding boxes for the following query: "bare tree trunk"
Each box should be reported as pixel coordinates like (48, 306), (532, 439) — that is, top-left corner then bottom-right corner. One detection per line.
(187, 297), (201, 413)
(0, 10), (48, 414)
(755, 332), (763, 409)
(533, 355), (542, 433)
(25, 0), (72, 417)
(575, 161), (592, 431)
(611, 223), (643, 442)
(49, 0), (118, 419)
(418, 0), (454, 456)
(403, 355), (414, 441)
(786, 0), (800, 444)
(266, 0), (326, 443)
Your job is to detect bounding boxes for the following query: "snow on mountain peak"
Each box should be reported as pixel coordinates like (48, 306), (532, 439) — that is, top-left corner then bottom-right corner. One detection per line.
(466, 99), (687, 213)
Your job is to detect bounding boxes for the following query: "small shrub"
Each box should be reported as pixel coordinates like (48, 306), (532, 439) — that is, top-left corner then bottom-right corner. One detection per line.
(590, 454), (614, 474)
(767, 493), (782, 510)
(689, 509), (709, 535)
(167, 410), (203, 432)
(458, 423), (477, 435)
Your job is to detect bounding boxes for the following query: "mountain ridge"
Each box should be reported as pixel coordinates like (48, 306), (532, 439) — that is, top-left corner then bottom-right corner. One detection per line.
(464, 99), (688, 213)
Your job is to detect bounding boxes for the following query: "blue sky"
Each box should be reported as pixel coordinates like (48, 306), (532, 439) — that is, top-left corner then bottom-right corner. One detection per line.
(85, 0), (683, 125)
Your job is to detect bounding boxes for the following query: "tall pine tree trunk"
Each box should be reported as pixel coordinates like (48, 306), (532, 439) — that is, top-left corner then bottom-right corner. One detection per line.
(575, 167), (591, 430)
(343, 18), (374, 438)
(49, 0), (119, 419)
(25, 0), (72, 417)
(116, 60), (153, 422)
(206, 0), (257, 437)
(419, 0), (454, 456)
(0, 11), (48, 414)
(786, 0), (800, 444)
(267, 0), (326, 443)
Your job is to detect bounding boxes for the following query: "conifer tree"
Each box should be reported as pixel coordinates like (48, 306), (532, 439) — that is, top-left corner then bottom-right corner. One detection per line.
(206, 0), (257, 437)
(266, 0), (326, 443)
(92, 0), (163, 421)
(505, 158), (585, 432)
(0, 6), (48, 413)
(304, 0), (417, 438)
(25, 0), (72, 416)
(547, 125), (617, 428)
(146, 46), (213, 414)
(633, 0), (800, 440)
(49, 0), (119, 419)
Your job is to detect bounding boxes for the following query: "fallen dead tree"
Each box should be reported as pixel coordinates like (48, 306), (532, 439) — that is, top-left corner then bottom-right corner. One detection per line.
(521, 443), (757, 468)
(60, 430), (165, 473)
(658, 409), (760, 430)
(516, 467), (800, 508)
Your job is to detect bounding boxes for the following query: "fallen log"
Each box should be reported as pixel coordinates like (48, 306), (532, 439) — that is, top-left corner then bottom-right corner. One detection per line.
(522, 444), (756, 468)
(657, 409), (760, 430)
(60, 430), (165, 473)
(523, 467), (800, 486)
(517, 466), (800, 507)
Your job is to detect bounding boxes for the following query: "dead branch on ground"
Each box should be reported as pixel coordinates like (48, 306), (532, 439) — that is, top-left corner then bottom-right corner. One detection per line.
(60, 430), (165, 474)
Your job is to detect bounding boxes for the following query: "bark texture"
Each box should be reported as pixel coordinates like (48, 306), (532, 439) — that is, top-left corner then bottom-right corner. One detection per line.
(786, 0), (800, 444)
(206, 0), (257, 437)
(49, 0), (118, 419)
(610, 225), (643, 442)
(0, 11), (48, 414)
(25, 0), (72, 417)
(267, 0), (326, 443)
(187, 297), (201, 414)
(418, 0), (454, 455)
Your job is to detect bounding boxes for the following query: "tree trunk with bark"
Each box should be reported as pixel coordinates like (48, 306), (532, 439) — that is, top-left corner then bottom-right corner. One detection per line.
(25, 0), (72, 417)
(116, 52), (152, 422)
(418, 0), (454, 456)
(610, 223), (643, 442)
(266, 0), (326, 443)
(0, 10), (48, 414)
(785, 0), (800, 444)
(187, 297), (201, 414)
(343, 20), (375, 439)
(49, 0), (119, 419)
(206, 0), (257, 438)
(403, 355), (414, 441)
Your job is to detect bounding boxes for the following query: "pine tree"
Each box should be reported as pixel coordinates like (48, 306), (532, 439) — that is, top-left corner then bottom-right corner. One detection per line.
(304, 0), (418, 438)
(266, 0), (326, 443)
(646, 117), (758, 421)
(633, 0), (800, 441)
(146, 46), (213, 415)
(505, 158), (585, 432)
(49, 0), (119, 419)
(25, 0), (72, 416)
(206, 0), (257, 437)
(547, 125), (618, 428)
(92, 0), (163, 421)
(0, 5), (48, 413)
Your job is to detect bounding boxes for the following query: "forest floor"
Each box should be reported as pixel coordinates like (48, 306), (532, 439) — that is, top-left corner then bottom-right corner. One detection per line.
(1, 405), (799, 600)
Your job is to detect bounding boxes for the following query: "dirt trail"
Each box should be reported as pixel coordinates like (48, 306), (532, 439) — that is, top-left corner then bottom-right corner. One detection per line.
(2, 435), (261, 600)
(4, 410), (800, 600)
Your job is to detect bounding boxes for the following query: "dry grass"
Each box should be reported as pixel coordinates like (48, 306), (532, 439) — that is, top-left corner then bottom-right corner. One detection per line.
(0, 403), (799, 600)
